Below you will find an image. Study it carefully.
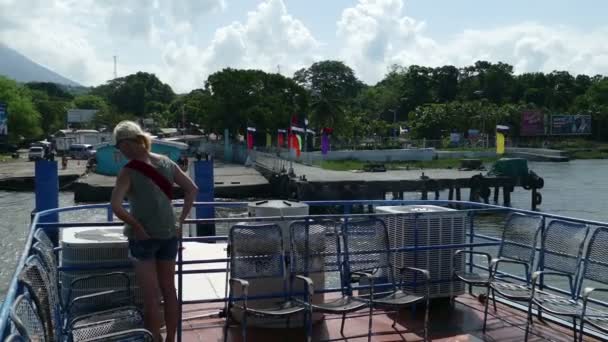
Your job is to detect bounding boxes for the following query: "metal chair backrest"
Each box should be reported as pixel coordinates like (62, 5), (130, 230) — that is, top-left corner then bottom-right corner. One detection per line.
(541, 219), (589, 298)
(229, 223), (286, 280)
(290, 219), (342, 290)
(5, 333), (26, 342)
(497, 213), (543, 265)
(31, 243), (58, 296)
(542, 220), (589, 275)
(290, 219), (341, 274)
(9, 293), (46, 342)
(342, 218), (394, 289)
(579, 227), (608, 294)
(33, 229), (54, 250)
(18, 255), (60, 342)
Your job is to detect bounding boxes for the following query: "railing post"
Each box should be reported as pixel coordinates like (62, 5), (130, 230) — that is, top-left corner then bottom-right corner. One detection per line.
(35, 159), (59, 242)
(468, 211), (475, 295)
(106, 205), (114, 222)
(194, 158), (215, 239)
(177, 235), (183, 341)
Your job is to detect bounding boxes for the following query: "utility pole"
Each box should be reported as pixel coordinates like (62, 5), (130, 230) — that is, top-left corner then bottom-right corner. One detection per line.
(113, 56), (117, 79)
(182, 104), (186, 131)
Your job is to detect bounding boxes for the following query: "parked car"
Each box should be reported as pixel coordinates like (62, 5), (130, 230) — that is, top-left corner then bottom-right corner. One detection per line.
(69, 144), (96, 160)
(28, 146), (45, 161)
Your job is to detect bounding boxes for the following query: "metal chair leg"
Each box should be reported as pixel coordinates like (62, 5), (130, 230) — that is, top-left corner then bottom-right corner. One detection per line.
(367, 304), (373, 342)
(391, 310), (397, 328)
(424, 300), (429, 342)
(482, 287), (491, 332)
(340, 312), (346, 335)
(241, 311), (248, 342)
(491, 288), (497, 312)
(524, 302), (534, 342)
(578, 320), (585, 342)
(223, 304), (231, 342)
(306, 309), (313, 342)
(572, 318), (577, 342)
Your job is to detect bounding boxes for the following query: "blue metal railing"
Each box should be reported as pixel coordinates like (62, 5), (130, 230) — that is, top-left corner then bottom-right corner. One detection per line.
(2, 199), (608, 340)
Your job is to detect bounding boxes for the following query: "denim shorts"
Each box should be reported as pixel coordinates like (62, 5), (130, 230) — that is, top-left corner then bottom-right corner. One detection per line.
(128, 237), (178, 261)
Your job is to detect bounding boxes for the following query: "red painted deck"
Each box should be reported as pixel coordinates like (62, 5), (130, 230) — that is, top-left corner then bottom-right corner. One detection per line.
(175, 294), (598, 342)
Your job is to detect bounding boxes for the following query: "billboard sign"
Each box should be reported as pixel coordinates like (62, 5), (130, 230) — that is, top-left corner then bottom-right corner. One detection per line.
(520, 110), (545, 136)
(551, 115), (591, 135)
(67, 109), (98, 123)
(0, 102), (7, 136)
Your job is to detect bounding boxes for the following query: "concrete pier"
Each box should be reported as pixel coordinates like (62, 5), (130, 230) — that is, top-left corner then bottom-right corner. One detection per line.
(71, 162), (270, 202)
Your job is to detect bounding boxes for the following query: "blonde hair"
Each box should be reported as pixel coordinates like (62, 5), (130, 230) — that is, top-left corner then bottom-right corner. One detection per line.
(113, 120), (152, 151)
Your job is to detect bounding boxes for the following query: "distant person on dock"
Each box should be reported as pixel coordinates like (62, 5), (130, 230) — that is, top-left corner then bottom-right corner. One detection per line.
(110, 120), (198, 342)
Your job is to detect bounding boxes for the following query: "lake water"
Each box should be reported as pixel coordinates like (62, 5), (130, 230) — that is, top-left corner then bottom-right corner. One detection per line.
(1, 159), (607, 297)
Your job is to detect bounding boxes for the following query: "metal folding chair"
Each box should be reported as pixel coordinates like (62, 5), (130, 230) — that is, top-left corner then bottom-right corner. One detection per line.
(342, 218), (430, 341)
(579, 227), (608, 341)
(20, 253), (145, 342)
(9, 293), (46, 342)
(455, 213), (543, 295)
(524, 219), (589, 341)
(479, 213), (544, 331)
(290, 219), (371, 340)
(224, 223), (308, 342)
(78, 328), (154, 341)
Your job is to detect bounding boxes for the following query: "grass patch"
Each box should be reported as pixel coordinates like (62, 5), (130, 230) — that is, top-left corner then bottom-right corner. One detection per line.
(320, 157), (499, 171)
(569, 150), (608, 159)
(0, 154), (12, 162)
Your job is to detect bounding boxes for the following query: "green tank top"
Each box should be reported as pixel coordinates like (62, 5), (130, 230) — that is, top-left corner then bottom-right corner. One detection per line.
(123, 156), (176, 239)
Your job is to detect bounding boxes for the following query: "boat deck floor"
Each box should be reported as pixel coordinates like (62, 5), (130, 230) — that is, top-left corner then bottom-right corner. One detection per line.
(175, 294), (595, 342)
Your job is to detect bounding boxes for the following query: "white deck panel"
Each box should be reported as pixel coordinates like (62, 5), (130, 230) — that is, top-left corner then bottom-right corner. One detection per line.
(177, 241), (228, 302)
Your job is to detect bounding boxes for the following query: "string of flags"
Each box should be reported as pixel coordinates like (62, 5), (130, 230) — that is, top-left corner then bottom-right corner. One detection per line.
(245, 116), (332, 157)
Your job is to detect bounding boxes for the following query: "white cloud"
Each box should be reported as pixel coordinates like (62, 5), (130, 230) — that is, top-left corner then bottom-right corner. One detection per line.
(1, 0), (608, 94)
(337, 0), (608, 84)
(159, 0), (321, 92)
(0, 0), (226, 89)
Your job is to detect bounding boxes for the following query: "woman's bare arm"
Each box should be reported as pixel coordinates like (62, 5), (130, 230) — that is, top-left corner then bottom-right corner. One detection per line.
(172, 162), (199, 224)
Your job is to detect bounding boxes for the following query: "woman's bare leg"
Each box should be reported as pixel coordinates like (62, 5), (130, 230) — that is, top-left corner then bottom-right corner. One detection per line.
(157, 259), (178, 342)
(135, 260), (162, 341)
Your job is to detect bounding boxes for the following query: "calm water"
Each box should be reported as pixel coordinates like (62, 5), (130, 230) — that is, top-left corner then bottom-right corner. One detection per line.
(1, 159), (608, 296)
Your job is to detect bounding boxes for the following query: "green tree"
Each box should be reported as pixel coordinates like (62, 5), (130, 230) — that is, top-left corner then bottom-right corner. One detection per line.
(92, 72), (175, 117)
(205, 68), (308, 134)
(0, 76), (42, 140)
(293, 60), (363, 128)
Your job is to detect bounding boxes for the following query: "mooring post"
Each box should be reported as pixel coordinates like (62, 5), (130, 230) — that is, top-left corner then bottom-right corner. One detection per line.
(456, 187), (461, 201)
(468, 187), (476, 202)
(503, 186), (511, 206)
(34, 159), (59, 243)
(448, 187), (454, 200)
(531, 188), (538, 211)
(194, 157), (215, 239)
(494, 187), (500, 203)
(435, 190), (440, 200)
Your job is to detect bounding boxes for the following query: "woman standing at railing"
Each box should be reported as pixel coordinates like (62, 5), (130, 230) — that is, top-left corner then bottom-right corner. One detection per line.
(110, 121), (198, 342)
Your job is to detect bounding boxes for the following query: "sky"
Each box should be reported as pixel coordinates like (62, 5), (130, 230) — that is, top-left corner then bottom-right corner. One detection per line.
(1, 0), (607, 93)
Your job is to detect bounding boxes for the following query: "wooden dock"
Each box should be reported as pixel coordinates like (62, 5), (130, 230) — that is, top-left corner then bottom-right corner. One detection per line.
(255, 153), (520, 205)
(0, 158), (86, 191)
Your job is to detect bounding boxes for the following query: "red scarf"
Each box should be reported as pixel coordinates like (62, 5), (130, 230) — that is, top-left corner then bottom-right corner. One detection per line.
(125, 159), (173, 199)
